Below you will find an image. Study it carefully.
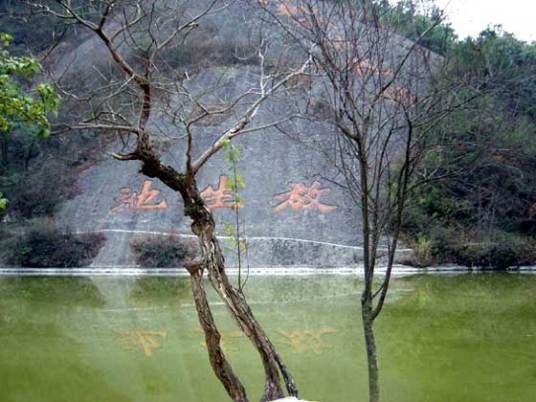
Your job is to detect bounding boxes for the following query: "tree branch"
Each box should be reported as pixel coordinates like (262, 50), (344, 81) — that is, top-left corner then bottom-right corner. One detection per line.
(191, 55), (312, 174)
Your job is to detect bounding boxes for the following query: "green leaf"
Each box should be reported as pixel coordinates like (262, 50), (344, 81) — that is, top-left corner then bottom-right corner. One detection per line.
(231, 145), (241, 159)
(224, 177), (235, 191)
(235, 172), (245, 189)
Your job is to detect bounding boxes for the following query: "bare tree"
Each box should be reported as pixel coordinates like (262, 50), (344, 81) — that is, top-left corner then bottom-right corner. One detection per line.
(26, 1), (311, 401)
(258, 1), (456, 401)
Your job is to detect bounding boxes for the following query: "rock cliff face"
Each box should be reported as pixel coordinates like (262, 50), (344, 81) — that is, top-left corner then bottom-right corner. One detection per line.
(53, 1), (431, 268)
(56, 71), (363, 267)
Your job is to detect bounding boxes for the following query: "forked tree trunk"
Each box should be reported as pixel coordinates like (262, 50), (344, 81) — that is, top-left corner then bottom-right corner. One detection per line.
(139, 156), (298, 402)
(361, 295), (379, 402)
(189, 199), (298, 402)
(187, 263), (248, 402)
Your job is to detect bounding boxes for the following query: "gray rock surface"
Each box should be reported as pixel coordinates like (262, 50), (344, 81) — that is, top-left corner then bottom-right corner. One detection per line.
(52, 1), (430, 268)
(57, 102), (363, 267)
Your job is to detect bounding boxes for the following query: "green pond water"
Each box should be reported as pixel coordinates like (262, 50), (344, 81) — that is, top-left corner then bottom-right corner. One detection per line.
(0, 273), (535, 402)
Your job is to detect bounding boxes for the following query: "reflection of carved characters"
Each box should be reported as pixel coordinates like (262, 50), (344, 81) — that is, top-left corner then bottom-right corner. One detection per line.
(273, 181), (337, 213)
(200, 176), (242, 210)
(117, 330), (167, 356)
(111, 180), (168, 213)
(274, 327), (337, 354)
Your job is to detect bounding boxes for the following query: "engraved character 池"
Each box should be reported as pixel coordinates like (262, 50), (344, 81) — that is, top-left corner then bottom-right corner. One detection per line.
(111, 180), (168, 212)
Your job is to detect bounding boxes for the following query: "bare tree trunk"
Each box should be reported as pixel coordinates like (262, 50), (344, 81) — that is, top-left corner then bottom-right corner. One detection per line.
(137, 155), (297, 401)
(361, 295), (379, 402)
(189, 199), (297, 402)
(28, 1), (305, 399)
(187, 262), (248, 402)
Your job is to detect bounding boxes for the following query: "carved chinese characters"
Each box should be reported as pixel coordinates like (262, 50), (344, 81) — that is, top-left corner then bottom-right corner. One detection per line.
(111, 180), (168, 213)
(200, 175), (242, 210)
(112, 177), (338, 214)
(273, 181), (337, 213)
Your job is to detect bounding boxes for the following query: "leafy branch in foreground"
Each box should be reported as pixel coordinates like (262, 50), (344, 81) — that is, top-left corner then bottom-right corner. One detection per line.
(0, 32), (59, 208)
(222, 141), (249, 292)
(0, 32), (58, 136)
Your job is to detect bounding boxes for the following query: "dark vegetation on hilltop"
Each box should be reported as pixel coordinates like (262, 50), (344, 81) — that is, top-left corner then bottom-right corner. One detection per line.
(0, 1), (115, 265)
(0, 1), (114, 220)
(390, 4), (536, 269)
(0, 0), (535, 269)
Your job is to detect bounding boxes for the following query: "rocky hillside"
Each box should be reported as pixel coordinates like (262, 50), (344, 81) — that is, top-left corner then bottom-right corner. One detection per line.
(2, 0), (433, 268)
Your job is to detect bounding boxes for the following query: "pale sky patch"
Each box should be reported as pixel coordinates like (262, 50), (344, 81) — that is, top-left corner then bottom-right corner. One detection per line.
(394, 0), (536, 42)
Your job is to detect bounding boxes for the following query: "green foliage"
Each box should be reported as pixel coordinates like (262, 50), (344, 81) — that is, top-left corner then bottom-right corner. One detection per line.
(0, 129), (113, 220)
(222, 221), (247, 255)
(0, 31), (59, 214)
(452, 28), (536, 120)
(0, 192), (6, 209)
(401, 26), (536, 268)
(0, 33), (59, 137)
(222, 143), (246, 256)
(221, 141), (249, 288)
(223, 142), (245, 198)
(4, 165), (66, 217)
(412, 234), (432, 266)
(378, 0), (457, 54)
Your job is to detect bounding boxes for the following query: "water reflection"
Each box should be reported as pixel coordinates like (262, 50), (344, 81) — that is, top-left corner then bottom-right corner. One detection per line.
(274, 327), (337, 354)
(195, 327), (244, 353)
(129, 276), (191, 306)
(378, 274), (536, 402)
(0, 276), (105, 307)
(0, 277), (127, 402)
(0, 274), (534, 402)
